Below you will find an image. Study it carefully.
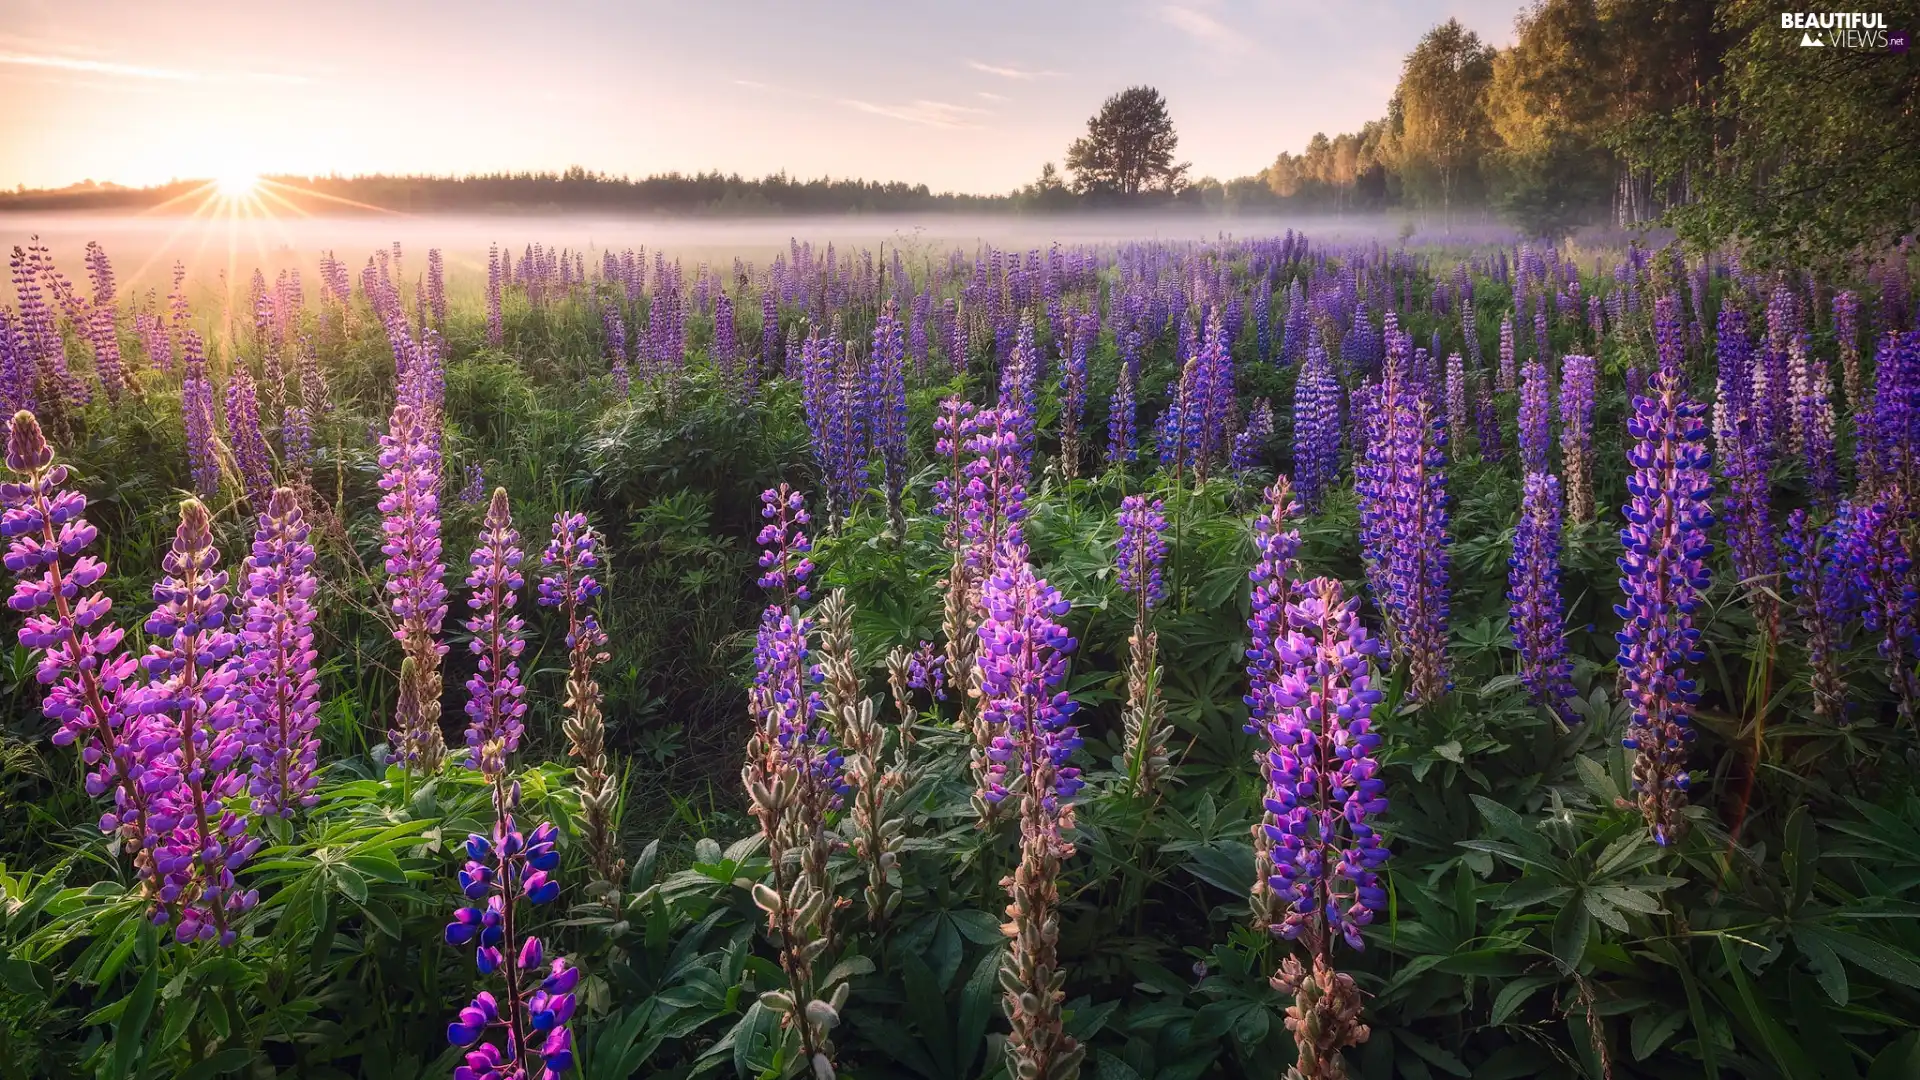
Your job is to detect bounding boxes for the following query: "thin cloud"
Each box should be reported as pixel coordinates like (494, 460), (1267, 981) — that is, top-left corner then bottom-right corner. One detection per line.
(1157, 5), (1252, 55)
(0, 51), (308, 84)
(732, 78), (770, 90)
(976, 90), (1009, 102)
(966, 60), (1063, 80)
(839, 98), (987, 129)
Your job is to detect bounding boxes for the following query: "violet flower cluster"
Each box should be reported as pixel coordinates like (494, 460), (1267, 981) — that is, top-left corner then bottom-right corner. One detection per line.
(1253, 575), (1388, 950)
(1517, 358), (1552, 475)
(464, 489), (528, 777)
(239, 487), (321, 817)
(977, 552), (1086, 1080)
(379, 402), (449, 773)
(755, 484), (815, 607)
(1355, 319), (1451, 703)
(445, 799), (577, 1080)
(142, 498), (260, 944)
(1782, 507), (1858, 721)
(1292, 330), (1341, 512)
(1558, 354), (1596, 522)
(1615, 372), (1714, 845)
(1508, 472), (1576, 718)
(181, 331), (220, 498)
(3, 411), (155, 853)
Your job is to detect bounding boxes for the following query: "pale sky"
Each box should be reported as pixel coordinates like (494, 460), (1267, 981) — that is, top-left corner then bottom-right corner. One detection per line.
(0, 0), (1521, 195)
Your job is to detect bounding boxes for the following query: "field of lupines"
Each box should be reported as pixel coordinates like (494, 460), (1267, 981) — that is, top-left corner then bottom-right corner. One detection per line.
(1, 230), (1918, 1080)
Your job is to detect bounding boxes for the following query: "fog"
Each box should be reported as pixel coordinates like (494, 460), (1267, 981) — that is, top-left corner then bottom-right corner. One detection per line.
(2, 211), (1526, 294)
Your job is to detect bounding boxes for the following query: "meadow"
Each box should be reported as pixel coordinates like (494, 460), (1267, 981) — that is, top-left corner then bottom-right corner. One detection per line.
(1, 226), (1918, 1080)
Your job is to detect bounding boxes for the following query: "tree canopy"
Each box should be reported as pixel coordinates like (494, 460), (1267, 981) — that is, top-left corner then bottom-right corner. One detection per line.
(1064, 87), (1189, 197)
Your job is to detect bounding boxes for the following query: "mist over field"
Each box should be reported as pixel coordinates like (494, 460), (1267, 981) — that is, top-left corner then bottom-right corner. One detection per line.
(2, 210), (1524, 290)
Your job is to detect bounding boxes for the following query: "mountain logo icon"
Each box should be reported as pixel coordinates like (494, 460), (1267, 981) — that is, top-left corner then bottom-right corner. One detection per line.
(1800, 31), (1825, 45)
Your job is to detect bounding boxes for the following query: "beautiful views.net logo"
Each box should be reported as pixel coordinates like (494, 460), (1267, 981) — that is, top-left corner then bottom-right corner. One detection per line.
(1780, 11), (1908, 50)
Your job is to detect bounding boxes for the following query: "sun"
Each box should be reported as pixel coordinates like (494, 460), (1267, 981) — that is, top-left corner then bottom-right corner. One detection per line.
(214, 171), (261, 198)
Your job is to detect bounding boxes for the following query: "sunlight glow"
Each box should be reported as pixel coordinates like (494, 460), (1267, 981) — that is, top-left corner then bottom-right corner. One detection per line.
(214, 171), (260, 198)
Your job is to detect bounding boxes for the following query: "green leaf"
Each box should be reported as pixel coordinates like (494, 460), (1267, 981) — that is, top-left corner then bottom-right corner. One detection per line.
(1802, 926), (1920, 989)
(956, 945), (1004, 1077)
(1794, 928), (1849, 1006)
(729, 1000), (780, 1079)
(948, 908), (1005, 946)
(345, 852), (408, 884)
(1490, 973), (1558, 1026)
(1552, 897), (1590, 969)
(108, 961), (159, 1080)
(1630, 1009), (1684, 1061)
(176, 1048), (253, 1080)
(899, 949), (955, 1068)
(331, 866), (369, 904)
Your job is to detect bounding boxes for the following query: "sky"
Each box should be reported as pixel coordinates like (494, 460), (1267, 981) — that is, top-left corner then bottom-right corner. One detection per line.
(0, 0), (1523, 196)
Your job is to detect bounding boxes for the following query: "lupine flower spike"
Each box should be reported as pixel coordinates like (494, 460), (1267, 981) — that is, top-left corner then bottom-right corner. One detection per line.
(240, 487), (321, 817)
(1615, 371), (1714, 845)
(1117, 494), (1169, 795)
(2, 411), (157, 877)
(1252, 576), (1386, 1080)
(540, 511), (619, 888)
(977, 553), (1085, 1080)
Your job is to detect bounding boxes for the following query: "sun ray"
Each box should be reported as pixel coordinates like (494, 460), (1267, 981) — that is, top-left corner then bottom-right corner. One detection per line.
(259, 177), (405, 215)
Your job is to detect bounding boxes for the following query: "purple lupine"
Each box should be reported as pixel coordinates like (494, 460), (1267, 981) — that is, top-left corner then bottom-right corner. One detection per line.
(1231, 398), (1274, 476)
(1559, 354), (1596, 523)
(459, 464), (487, 506)
(445, 806), (578, 1080)
(1244, 479), (1304, 741)
(1293, 330), (1341, 512)
(712, 292), (737, 386)
(760, 282), (781, 380)
(224, 363), (275, 510)
(1782, 507), (1858, 721)
(427, 248), (447, 330)
(486, 244), (505, 347)
(755, 484), (815, 607)
(1861, 332), (1919, 500)
(870, 300), (909, 533)
(1117, 495), (1168, 613)
(239, 487), (321, 818)
(3, 411), (158, 857)
(1518, 358), (1553, 474)
(1475, 373), (1504, 463)
(1615, 371), (1714, 845)
(537, 510), (619, 884)
(2, 312), (35, 415)
(907, 639), (947, 701)
(1654, 295), (1685, 382)
(602, 302), (630, 396)
(799, 332), (869, 522)
(142, 498), (259, 944)
(1445, 352), (1472, 463)
(1106, 356), (1138, 467)
(463, 489), (528, 774)
(743, 591), (844, 1069)
(1845, 500), (1919, 723)
(1355, 319), (1451, 703)
(181, 331), (220, 498)
(1834, 289), (1862, 409)
(1057, 306), (1092, 479)
(1254, 575), (1388, 949)
(1509, 472), (1576, 718)
(1791, 333), (1838, 505)
(1497, 314), (1516, 392)
(1762, 283), (1797, 455)
(380, 402), (449, 773)
(977, 552), (1085, 1080)
(962, 406), (1030, 579)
